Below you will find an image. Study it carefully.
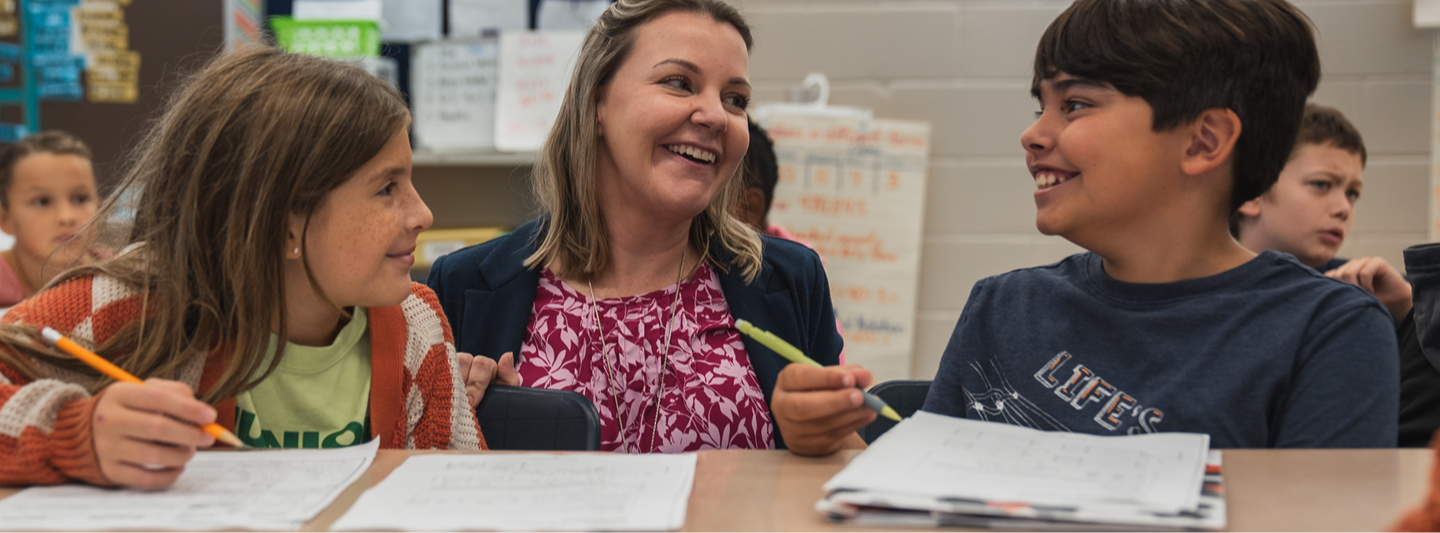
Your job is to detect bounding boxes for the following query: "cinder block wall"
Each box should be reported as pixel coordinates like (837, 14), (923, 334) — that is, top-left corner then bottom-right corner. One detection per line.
(728, 0), (1434, 380)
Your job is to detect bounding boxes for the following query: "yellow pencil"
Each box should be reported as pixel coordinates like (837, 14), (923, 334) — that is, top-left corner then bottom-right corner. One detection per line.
(39, 327), (247, 449)
(735, 319), (902, 422)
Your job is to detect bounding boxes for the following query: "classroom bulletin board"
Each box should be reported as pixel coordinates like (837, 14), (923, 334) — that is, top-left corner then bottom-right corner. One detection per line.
(0, 0), (223, 185)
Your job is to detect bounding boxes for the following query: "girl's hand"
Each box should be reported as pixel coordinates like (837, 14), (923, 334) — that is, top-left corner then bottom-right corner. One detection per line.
(772, 364), (876, 456)
(92, 379), (217, 489)
(457, 351), (519, 409)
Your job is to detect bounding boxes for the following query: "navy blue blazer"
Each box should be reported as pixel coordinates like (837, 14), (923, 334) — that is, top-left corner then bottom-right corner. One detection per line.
(426, 219), (845, 450)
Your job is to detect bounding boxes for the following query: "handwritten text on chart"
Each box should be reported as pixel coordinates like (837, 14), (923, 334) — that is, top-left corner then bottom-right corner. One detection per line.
(797, 194), (867, 217)
(779, 164), (905, 193)
(786, 226), (899, 262)
(839, 315), (908, 346)
(768, 124), (929, 151)
(764, 115), (932, 380)
(833, 283), (902, 305)
(495, 30), (585, 151)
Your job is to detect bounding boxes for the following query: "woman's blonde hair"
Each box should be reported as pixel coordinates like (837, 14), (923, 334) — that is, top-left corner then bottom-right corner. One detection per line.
(525, 0), (763, 283)
(0, 47), (410, 401)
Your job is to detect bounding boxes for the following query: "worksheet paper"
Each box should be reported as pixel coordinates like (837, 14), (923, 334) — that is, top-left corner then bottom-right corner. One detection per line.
(331, 453), (697, 531)
(0, 440), (377, 531)
(826, 412), (1209, 514)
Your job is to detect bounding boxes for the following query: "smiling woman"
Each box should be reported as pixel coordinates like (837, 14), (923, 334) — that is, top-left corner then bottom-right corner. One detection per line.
(429, 0), (876, 456)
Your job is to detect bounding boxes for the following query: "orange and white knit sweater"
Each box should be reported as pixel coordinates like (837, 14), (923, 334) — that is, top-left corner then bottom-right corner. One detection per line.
(0, 275), (484, 486)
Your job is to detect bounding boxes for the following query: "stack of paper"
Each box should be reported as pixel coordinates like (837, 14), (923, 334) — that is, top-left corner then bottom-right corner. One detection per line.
(818, 412), (1225, 530)
(0, 440), (378, 531)
(331, 453), (697, 531)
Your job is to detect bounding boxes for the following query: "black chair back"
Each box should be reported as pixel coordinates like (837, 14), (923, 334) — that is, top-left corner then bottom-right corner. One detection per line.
(474, 385), (602, 451)
(857, 379), (932, 444)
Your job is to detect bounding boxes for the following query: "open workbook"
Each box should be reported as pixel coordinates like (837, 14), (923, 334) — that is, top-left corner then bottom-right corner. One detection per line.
(818, 411), (1225, 530)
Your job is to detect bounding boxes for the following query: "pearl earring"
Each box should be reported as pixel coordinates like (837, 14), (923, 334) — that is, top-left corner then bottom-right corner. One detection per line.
(293, 248), (300, 256)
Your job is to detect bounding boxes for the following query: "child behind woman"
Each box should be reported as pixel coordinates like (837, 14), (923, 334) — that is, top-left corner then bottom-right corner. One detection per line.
(0, 131), (100, 306)
(0, 47), (482, 490)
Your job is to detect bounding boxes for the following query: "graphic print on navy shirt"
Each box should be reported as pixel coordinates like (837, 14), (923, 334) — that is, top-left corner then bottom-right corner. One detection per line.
(965, 351), (1164, 435)
(925, 251), (1399, 448)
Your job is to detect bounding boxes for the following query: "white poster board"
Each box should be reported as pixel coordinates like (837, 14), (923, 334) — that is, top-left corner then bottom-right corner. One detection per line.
(1418, 0), (1440, 28)
(412, 40), (498, 151)
(1432, 35), (1440, 242)
(494, 30), (584, 152)
(379, 0), (441, 42)
(449, 0), (529, 37)
(764, 114), (931, 382)
(293, 0), (381, 21)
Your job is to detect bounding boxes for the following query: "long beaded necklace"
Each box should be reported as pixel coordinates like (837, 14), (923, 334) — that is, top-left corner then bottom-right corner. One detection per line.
(588, 249), (685, 453)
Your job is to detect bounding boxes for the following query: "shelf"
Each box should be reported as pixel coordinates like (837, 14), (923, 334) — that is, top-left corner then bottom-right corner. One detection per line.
(413, 150), (536, 167)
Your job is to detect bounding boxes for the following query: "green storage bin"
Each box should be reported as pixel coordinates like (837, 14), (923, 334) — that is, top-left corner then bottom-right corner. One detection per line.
(270, 17), (381, 58)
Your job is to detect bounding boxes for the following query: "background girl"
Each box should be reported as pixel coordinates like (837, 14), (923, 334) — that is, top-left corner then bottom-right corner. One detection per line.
(0, 47), (481, 489)
(0, 131), (100, 307)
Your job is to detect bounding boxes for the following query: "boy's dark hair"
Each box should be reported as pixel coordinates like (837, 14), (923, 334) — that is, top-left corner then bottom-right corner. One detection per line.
(742, 120), (779, 209)
(0, 130), (91, 208)
(1033, 0), (1321, 213)
(1296, 103), (1366, 167)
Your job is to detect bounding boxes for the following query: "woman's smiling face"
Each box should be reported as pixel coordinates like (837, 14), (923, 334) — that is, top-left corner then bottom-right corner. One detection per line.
(593, 10), (751, 225)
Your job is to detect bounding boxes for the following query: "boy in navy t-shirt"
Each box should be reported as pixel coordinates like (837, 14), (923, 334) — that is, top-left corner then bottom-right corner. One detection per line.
(922, 0), (1398, 448)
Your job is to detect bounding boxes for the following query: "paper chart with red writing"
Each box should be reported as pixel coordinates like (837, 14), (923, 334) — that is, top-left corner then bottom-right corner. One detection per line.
(765, 114), (930, 381)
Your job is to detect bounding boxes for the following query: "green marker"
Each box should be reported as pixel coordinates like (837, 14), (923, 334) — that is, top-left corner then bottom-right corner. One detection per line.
(735, 319), (903, 422)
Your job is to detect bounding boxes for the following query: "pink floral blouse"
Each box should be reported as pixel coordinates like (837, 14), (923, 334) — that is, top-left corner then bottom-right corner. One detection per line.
(517, 263), (775, 453)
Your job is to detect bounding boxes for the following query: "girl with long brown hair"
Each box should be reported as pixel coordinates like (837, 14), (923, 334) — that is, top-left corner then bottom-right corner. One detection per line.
(0, 47), (482, 489)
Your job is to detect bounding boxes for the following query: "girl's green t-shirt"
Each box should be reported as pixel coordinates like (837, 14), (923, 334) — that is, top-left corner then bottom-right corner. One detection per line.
(235, 308), (372, 449)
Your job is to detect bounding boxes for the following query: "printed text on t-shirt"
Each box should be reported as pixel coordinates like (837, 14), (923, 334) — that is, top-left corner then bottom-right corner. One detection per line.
(1032, 351), (1164, 434)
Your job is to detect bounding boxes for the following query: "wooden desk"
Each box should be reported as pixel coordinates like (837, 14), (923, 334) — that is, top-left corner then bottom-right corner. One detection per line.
(2, 448), (1432, 531)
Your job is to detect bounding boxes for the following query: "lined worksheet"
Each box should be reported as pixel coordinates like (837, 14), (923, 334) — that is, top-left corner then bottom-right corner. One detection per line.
(331, 453), (697, 531)
(0, 440), (377, 530)
(825, 411), (1210, 514)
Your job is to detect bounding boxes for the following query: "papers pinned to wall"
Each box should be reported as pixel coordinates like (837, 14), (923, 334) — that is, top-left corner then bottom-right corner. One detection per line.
(536, 0), (608, 31)
(26, 0), (83, 101)
(449, 0), (528, 38)
(224, 0), (263, 51)
(293, 0), (381, 22)
(494, 30), (583, 152)
(1417, 0), (1440, 27)
(0, 0), (16, 36)
(762, 113), (931, 382)
(379, 0), (440, 42)
(413, 39), (499, 151)
(74, 0), (140, 103)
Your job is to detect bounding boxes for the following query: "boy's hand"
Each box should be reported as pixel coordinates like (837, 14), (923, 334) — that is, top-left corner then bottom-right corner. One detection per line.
(772, 364), (876, 456)
(92, 379), (216, 489)
(1327, 257), (1413, 321)
(457, 351), (519, 409)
